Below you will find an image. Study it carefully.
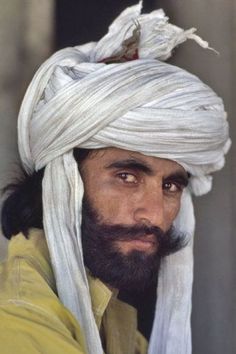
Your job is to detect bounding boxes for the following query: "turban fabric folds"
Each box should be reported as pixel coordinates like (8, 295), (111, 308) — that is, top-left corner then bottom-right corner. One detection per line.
(17, 2), (230, 353)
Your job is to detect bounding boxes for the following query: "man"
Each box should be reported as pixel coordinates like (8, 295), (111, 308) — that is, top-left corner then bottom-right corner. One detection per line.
(0, 2), (230, 354)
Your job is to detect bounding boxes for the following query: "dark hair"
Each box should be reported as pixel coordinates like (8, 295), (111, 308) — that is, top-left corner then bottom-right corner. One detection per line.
(1, 148), (91, 239)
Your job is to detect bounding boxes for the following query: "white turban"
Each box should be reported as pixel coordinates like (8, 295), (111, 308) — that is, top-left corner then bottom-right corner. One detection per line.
(17, 2), (230, 354)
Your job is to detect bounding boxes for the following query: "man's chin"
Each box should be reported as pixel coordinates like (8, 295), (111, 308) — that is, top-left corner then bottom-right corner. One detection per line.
(86, 247), (161, 292)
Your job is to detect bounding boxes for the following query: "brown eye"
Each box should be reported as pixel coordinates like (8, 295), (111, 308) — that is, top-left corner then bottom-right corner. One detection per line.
(118, 173), (138, 184)
(163, 182), (180, 193)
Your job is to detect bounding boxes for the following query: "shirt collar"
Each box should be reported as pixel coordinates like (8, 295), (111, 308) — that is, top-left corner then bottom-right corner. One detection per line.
(87, 271), (116, 329)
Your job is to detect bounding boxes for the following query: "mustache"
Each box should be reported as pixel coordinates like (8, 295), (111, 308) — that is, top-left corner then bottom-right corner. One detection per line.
(82, 201), (187, 257)
(88, 222), (166, 241)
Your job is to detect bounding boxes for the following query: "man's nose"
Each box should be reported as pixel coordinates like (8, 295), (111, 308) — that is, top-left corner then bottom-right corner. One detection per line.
(133, 185), (165, 229)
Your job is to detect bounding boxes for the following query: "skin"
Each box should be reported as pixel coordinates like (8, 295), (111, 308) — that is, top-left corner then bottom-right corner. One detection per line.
(80, 147), (189, 256)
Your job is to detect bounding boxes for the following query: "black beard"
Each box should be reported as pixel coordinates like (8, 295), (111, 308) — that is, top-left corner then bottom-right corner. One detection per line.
(81, 198), (187, 292)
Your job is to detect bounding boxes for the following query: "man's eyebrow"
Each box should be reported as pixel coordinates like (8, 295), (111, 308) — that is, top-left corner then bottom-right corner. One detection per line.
(105, 159), (154, 175)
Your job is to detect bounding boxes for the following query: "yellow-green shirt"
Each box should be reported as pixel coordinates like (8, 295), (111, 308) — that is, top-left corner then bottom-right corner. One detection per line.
(0, 229), (148, 354)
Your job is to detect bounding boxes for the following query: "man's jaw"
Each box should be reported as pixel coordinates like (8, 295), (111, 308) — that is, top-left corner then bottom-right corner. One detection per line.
(81, 198), (187, 291)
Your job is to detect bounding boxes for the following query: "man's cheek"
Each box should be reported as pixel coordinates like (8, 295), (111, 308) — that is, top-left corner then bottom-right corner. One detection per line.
(90, 193), (127, 223)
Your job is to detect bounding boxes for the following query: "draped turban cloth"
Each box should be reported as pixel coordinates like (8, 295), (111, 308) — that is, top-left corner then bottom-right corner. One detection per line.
(17, 2), (230, 354)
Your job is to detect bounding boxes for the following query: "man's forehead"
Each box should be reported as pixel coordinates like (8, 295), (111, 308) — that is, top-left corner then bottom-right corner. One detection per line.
(85, 147), (187, 176)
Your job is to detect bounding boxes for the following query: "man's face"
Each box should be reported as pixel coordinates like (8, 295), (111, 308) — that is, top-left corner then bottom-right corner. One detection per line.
(80, 147), (189, 290)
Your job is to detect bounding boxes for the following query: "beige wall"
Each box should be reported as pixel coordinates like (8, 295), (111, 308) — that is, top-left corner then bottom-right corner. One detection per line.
(155, 0), (235, 353)
(0, 0), (54, 259)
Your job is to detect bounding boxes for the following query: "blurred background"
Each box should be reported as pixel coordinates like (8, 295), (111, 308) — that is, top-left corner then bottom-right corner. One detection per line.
(0, 1), (235, 353)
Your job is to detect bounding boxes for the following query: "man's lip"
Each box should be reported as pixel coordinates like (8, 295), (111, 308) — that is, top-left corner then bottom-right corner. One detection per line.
(122, 234), (157, 242)
(135, 234), (157, 243)
(115, 234), (158, 251)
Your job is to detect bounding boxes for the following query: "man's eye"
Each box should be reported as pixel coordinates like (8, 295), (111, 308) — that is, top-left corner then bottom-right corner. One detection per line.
(163, 182), (182, 193)
(118, 173), (138, 184)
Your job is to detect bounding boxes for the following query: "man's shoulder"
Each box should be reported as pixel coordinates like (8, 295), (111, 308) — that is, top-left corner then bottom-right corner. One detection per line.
(0, 229), (68, 321)
(0, 230), (86, 350)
